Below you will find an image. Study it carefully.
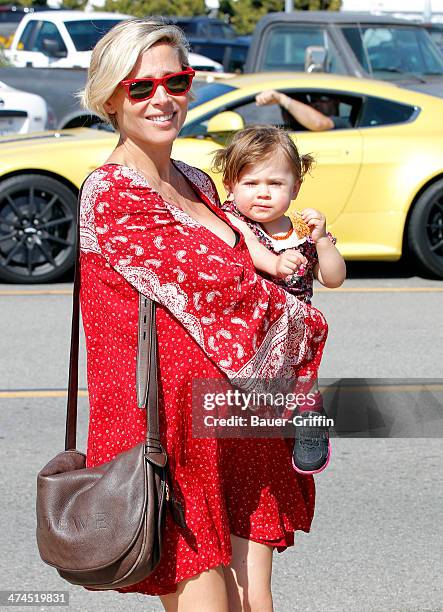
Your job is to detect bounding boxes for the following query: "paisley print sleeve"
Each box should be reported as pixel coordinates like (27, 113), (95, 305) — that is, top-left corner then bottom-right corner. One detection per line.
(80, 165), (328, 391)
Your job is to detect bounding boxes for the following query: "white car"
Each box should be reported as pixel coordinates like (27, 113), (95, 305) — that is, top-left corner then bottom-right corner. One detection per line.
(188, 52), (223, 72)
(5, 10), (223, 71)
(0, 81), (54, 135)
(5, 11), (128, 69)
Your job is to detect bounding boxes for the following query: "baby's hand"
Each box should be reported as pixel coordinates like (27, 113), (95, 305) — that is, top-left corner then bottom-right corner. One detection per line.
(300, 208), (327, 243)
(275, 249), (307, 279)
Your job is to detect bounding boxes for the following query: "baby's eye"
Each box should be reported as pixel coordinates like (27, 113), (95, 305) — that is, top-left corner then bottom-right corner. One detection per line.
(270, 181), (282, 186)
(244, 181), (256, 186)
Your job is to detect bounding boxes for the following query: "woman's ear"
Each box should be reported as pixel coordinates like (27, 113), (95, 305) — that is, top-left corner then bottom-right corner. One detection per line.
(292, 180), (302, 200)
(104, 94), (117, 115)
(104, 102), (115, 114)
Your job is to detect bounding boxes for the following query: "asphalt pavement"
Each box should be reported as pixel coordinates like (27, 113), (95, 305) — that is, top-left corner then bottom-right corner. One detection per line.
(0, 262), (442, 612)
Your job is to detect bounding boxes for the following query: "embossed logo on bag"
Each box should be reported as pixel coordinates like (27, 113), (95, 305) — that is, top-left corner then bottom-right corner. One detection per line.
(37, 513), (110, 531)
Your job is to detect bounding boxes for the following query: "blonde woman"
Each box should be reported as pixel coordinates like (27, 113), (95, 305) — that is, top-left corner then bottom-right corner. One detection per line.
(79, 19), (328, 611)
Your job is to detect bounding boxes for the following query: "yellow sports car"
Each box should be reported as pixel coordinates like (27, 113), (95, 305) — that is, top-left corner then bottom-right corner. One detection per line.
(1, 72), (443, 283)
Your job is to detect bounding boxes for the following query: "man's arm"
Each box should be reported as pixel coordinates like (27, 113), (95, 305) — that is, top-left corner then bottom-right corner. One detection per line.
(256, 90), (334, 131)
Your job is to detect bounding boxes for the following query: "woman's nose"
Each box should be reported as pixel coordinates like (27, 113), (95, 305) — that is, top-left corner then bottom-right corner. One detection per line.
(151, 84), (169, 103)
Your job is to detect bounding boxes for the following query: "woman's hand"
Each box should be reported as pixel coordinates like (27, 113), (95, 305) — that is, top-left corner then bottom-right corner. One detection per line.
(255, 90), (284, 107)
(300, 208), (327, 243)
(275, 249), (307, 279)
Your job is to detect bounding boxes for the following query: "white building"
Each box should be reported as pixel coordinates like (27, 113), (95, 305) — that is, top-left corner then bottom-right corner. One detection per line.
(341, 0), (443, 23)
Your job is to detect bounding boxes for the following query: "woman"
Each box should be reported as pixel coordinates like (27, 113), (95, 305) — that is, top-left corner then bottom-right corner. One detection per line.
(80, 19), (328, 611)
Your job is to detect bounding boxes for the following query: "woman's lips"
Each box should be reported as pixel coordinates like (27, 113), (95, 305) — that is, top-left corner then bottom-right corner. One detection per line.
(145, 111), (176, 126)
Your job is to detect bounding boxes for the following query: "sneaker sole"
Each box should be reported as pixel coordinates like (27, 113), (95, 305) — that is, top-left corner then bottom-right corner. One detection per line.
(292, 439), (331, 476)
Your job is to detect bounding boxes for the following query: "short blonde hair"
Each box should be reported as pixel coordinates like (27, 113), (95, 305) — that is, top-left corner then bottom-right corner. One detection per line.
(80, 19), (192, 130)
(212, 125), (314, 186)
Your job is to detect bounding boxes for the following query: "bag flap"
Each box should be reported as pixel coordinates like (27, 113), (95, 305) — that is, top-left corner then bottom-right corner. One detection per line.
(36, 443), (151, 571)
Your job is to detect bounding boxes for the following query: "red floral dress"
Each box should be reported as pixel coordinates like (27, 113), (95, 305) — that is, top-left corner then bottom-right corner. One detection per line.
(79, 161), (328, 597)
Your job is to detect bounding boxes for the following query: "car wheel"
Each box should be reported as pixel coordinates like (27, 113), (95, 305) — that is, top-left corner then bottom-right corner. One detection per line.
(0, 174), (77, 284)
(408, 179), (443, 278)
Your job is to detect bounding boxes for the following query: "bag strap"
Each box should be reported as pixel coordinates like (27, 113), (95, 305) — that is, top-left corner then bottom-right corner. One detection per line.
(64, 181), (160, 451)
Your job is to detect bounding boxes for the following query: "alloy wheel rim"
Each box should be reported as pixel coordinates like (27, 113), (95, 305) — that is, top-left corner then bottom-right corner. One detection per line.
(426, 193), (443, 260)
(0, 185), (75, 279)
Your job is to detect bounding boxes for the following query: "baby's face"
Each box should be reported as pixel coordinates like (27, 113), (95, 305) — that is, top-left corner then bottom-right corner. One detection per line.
(227, 150), (300, 224)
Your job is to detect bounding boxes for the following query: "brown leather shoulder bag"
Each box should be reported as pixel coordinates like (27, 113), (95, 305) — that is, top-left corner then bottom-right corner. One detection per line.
(35, 183), (185, 590)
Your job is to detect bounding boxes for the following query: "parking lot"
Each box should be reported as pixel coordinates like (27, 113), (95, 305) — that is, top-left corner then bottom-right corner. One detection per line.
(1, 8), (443, 611)
(1, 261), (442, 612)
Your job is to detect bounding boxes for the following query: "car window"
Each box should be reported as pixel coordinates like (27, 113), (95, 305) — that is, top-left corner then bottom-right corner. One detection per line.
(357, 96), (418, 128)
(17, 21), (37, 51)
(33, 21), (66, 53)
(235, 99), (285, 125)
(188, 83), (237, 110)
(259, 25), (346, 74)
(181, 95), (284, 138)
(0, 10), (25, 24)
(209, 23), (236, 39)
(341, 25), (443, 78)
(182, 89), (361, 138)
(65, 20), (122, 52)
(280, 91), (361, 131)
(341, 26), (371, 72)
(176, 21), (196, 36)
(427, 26), (443, 53)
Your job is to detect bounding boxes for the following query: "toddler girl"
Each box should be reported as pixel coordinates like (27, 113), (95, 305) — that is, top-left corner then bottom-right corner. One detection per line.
(212, 125), (346, 474)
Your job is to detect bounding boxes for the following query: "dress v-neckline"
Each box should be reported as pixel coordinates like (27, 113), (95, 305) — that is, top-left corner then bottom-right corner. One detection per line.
(102, 161), (243, 251)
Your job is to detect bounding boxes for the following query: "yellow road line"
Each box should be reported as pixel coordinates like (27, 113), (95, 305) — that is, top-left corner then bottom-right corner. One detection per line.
(320, 384), (443, 393)
(1, 385), (442, 399)
(0, 390), (88, 398)
(0, 287), (442, 296)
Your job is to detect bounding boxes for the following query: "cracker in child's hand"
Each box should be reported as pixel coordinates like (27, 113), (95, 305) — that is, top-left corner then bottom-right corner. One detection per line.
(289, 211), (311, 239)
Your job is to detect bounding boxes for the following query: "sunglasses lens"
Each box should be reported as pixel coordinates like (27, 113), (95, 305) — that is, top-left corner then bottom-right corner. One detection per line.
(165, 73), (192, 94)
(128, 80), (154, 100)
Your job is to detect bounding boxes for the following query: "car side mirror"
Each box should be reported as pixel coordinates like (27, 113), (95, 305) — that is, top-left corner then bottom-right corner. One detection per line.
(42, 38), (67, 58)
(207, 111), (245, 134)
(206, 111), (245, 144)
(305, 46), (327, 73)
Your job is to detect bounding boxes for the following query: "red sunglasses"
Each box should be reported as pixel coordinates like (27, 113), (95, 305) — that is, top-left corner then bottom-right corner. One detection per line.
(120, 68), (195, 101)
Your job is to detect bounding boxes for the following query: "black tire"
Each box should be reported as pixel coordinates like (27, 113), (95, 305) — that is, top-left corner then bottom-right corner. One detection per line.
(0, 174), (77, 284)
(62, 115), (104, 129)
(407, 178), (443, 278)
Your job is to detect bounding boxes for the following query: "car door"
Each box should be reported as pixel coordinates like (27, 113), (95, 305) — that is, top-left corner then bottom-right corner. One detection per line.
(230, 91), (364, 224)
(13, 20), (67, 67)
(250, 23), (348, 74)
(290, 128), (363, 223)
(7, 21), (37, 67)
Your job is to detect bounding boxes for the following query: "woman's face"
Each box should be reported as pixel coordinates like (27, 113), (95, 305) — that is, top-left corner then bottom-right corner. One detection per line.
(105, 43), (189, 148)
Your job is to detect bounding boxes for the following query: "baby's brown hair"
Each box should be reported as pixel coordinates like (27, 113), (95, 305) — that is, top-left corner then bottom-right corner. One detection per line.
(212, 125), (314, 187)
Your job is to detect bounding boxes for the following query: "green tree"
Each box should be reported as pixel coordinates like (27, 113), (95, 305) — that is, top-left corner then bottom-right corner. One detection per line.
(18, 0), (48, 6)
(61, 0), (89, 9)
(101, 0), (206, 18)
(219, 0), (283, 36)
(295, 0), (341, 9)
(219, 0), (341, 35)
